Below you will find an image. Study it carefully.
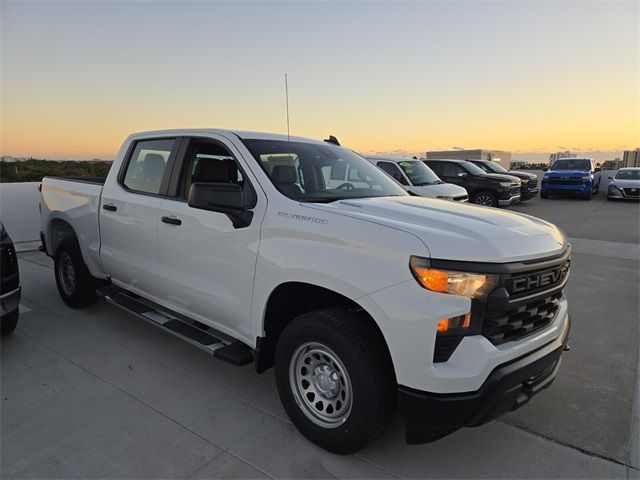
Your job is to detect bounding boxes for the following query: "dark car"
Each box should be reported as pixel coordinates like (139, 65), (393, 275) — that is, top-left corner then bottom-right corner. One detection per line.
(425, 159), (521, 207)
(466, 159), (539, 201)
(1, 221), (20, 336)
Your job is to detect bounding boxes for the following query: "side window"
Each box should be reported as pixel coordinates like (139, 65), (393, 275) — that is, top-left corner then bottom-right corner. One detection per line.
(427, 161), (443, 176)
(180, 141), (244, 199)
(442, 163), (463, 177)
(377, 162), (409, 185)
(123, 139), (174, 194)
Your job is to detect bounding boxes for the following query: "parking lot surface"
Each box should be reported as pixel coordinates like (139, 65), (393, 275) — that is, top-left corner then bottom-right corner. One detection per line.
(2, 174), (639, 479)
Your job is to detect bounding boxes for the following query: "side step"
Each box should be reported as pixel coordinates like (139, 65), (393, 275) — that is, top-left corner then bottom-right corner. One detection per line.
(96, 286), (253, 366)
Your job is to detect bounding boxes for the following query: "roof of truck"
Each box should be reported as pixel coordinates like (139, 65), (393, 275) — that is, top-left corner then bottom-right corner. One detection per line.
(129, 128), (329, 145)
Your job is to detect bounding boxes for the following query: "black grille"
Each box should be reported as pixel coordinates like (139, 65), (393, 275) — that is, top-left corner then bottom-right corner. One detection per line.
(548, 178), (582, 185)
(623, 187), (640, 198)
(483, 292), (562, 346)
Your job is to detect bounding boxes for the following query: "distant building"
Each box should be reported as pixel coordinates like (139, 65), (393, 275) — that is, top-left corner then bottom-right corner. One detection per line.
(548, 151), (577, 166)
(426, 149), (512, 168)
(622, 148), (640, 168)
(510, 161), (528, 169)
(602, 158), (623, 170)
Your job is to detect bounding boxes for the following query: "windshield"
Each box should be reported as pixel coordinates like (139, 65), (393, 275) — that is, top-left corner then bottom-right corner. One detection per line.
(477, 161), (508, 174)
(461, 162), (488, 176)
(241, 139), (408, 202)
(615, 169), (640, 180)
(550, 159), (591, 171)
(397, 161), (442, 185)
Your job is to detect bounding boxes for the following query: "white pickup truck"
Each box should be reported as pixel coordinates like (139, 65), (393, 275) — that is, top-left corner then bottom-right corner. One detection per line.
(40, 129), (571, 454)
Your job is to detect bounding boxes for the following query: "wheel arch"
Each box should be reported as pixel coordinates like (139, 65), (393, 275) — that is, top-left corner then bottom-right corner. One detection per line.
(255, 281), (394, 379)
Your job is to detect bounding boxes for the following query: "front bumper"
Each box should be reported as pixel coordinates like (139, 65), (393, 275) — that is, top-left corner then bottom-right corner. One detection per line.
(521, 187), (539, 200)
(498, 193), (521, 206)
(398, 313), (570, 444)
(1, 286), (21, 318)
(608, 186), (640, 200)
(541, 182), (591, 194)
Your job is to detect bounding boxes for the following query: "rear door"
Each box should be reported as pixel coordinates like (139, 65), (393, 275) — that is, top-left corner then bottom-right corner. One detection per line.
(99, 137), (179, 298)
(439, 162), (467, 187)
(155, 135), (266, 341)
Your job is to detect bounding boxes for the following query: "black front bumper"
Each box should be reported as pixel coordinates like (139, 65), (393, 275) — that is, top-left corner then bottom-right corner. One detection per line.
(398, 315), (570, 444)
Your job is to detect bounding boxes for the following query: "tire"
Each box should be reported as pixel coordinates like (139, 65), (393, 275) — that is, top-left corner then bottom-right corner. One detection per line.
(1, 310), (19, 336)
(54, 241), (98, 308)
(274, 308), (396, 454)
(584, 189), (592, 201)
(472, 191), (498, 207)
(540, 191), (550, 199)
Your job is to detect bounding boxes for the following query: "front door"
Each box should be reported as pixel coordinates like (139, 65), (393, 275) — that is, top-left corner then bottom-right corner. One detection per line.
(156, 136), (265, 342)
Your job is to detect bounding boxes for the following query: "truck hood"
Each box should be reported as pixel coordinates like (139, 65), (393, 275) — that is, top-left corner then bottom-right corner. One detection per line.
(509, 171), (538, 181)
(482, 173), (520, 183)
(547, 170), (589, 177)
(307, 196), (567, 263)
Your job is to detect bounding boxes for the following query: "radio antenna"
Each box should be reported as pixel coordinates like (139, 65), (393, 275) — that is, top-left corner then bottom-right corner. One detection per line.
(285, 73), (292, 160)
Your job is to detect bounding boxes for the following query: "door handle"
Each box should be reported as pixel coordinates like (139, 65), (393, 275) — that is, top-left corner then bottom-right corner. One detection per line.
(103, 204), (117, 212)
(161, 216), (182, 226)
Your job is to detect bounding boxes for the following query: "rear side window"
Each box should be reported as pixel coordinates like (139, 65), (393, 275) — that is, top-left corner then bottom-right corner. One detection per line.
(427, 161), (443, 176)
(123, 139), (175, 194)
(442, 163), (464, 177)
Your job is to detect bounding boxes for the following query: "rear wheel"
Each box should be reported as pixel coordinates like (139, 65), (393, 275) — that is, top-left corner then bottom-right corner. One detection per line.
(54, 241), (99, 308)
(274, 309), (396, 454)
(472, 191), (498, 207)
(1, 310), (19, 336)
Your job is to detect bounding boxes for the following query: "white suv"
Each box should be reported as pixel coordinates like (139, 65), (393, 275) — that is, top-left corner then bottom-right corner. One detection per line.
(366, 156), (468, 201)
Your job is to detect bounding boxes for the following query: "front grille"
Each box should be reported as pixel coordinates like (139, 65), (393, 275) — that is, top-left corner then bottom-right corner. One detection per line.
(548, 178), (582, 185)
(623, 187), (640, 198)
(483, 292), (562, 345)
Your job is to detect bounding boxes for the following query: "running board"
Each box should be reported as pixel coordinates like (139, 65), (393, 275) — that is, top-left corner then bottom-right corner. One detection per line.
(96, 286), (253, 365)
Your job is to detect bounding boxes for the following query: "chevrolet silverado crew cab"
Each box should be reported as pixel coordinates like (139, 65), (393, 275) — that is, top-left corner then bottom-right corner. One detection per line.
(364, 156), (468, 201)
(541, 158), (601, 200)
(425, 159), (521, 207)
(40, 129), (571, 454)
(466, 159), (539, 201)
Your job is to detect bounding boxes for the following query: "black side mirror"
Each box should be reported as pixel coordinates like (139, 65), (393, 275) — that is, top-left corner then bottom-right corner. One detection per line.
(542, 167), (549, 172)
(188, 182), (253, 228)
(608, 176), (613, 180)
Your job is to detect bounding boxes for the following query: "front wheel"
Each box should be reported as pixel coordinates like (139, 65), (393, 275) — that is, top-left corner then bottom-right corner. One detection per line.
(54, 241), (99, 308)
(472, 191), (498, 207)
(540, 191), (550, 199)
(274, 309), (396, 454)
(584, 189), (592, 201)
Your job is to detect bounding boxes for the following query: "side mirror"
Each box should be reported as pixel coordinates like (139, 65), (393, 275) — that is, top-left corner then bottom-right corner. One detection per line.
(188, 182), (253, 228)
(594, 167), (602, 173)
(542, 167), (549, 172)
(608, 176), (613, 180)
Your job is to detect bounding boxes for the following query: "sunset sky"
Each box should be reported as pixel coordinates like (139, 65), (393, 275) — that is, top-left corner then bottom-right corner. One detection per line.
(1, 1), (638, 162)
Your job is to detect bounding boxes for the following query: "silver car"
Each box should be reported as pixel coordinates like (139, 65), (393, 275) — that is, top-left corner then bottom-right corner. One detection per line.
(607, 167), (640, 201)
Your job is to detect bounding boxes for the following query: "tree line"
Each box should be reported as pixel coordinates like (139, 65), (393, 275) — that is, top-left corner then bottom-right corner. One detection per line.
(0, 159), (113, 183)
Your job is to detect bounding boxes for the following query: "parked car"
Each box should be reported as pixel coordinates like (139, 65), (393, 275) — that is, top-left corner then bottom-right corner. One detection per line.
(466, 159), (538, 201)
(607, 167), (640, 201)
(40, 129), (571, 453)
(541, 158), (601, 200)
(424, 159), (521, 207)
(365, 156), (468, 201)
(1, 221), (20, 336)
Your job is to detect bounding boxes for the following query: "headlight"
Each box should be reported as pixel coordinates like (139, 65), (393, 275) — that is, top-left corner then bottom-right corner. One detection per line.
(582, 175), (592, 181)
(543, 173), (550, 179)
(409, 256), (498, 300)
(499, 181), (513, 188)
